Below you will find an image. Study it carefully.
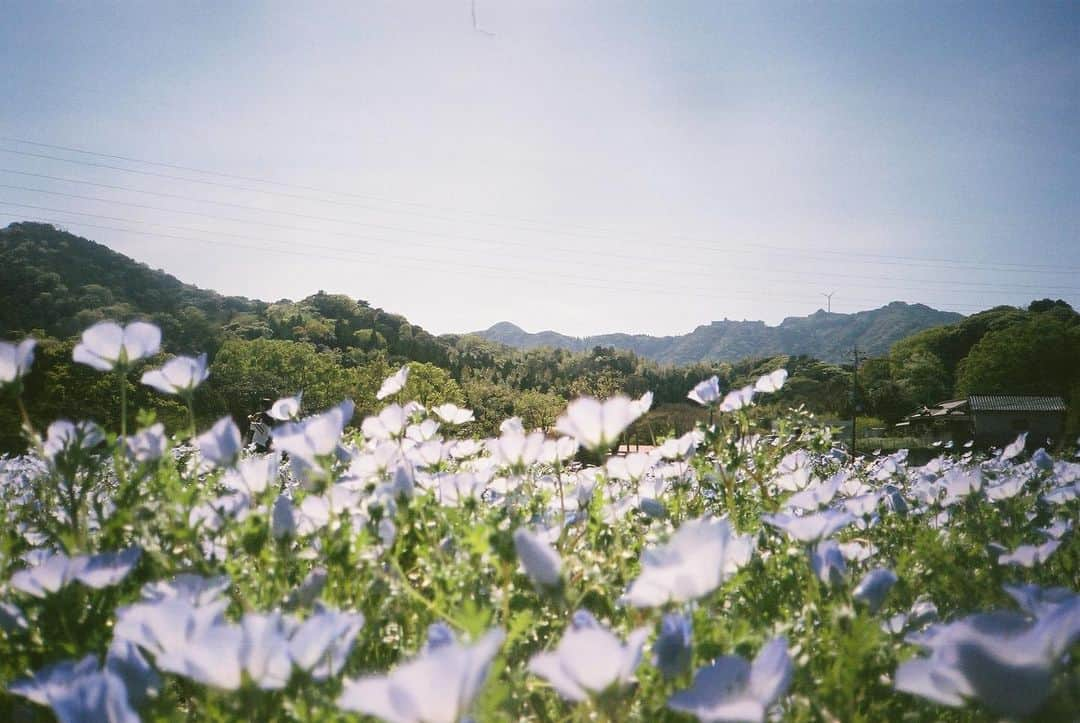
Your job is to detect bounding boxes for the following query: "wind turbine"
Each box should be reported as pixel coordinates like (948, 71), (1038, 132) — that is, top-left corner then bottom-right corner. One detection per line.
(821, 291), (836, 313)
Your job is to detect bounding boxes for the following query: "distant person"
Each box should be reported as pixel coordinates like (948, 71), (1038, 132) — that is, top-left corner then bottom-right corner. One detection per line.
(249, 398), (275, 452)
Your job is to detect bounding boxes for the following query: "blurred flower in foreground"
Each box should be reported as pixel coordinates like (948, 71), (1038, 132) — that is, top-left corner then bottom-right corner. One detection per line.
(73, 320), (160, 371)
(528, 616), (648, 701)
(140, 353), (209, 395)
(667, 637), (793, 722)
(0, 337), (36, 386)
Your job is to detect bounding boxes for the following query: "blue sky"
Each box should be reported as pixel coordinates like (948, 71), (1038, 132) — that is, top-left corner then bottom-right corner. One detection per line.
(1, 2), (1078, 336)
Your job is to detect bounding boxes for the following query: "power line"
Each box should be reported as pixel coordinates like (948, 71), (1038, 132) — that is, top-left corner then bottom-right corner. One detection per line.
(1, 138), (1077, 276)
(0, 205), (1010, 313)
(1, 195), (1076, 299)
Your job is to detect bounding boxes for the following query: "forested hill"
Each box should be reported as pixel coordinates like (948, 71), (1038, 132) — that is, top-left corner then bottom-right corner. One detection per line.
(474, 303), (965, 365)
(0, 222), (454, 365)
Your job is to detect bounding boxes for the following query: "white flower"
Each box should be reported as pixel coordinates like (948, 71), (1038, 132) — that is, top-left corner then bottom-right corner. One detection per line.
(687, 376), (720, 406)
(0, 338), (36, 386)
(377, 365), (410, 400)
(667, 637), (793, 723)
(513, 527), (563, 587)
(528, 619), (649, 701)
(538, 436), (580, 465)
(606, 452), (654, 482)
(361, 404), (407, 441)
(140, 353), (208, 395)
(433, 403), (474, 425)
(753, 369), (788, 393)
(555, 395), (645, 452)
(196, 416), (242, 469)
(72, 320), (161, 371)
(273, 400), (354, 475)
(223, 454), (278, 497)
(623, 517), (754, 607)
(268, 392), (303, 421)
(338, 625), (505, 723)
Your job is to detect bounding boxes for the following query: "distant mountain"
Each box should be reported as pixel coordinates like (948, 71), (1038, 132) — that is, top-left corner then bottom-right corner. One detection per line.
(474, 303), (965, 364)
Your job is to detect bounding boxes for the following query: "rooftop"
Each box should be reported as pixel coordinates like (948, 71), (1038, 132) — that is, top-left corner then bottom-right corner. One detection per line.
(968, 395), (1066, 413)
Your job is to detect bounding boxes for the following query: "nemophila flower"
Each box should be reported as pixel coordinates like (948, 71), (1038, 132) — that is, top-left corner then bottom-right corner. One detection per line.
(140, 353), (208, 395)
(631, 391), (654, 416)
(376, 364), (409, 400)
(654, 613), (693, 679)
(124, 422), (167, 462)
(239, 612), (293, 690)
(42, 419), (105, 461)
(1000, 432), (1027, 462)
(11, 548), (141, 597)
(273, 400), (354, 463)
(9, 655), (139, 723)
(141, 573), (230, 606)
(72, 320), (160, 371)
(361, 404), (408, 440)
(688, 376), (720, 405)
(405, 419), (441, 444)
(196, 416), (242, 469)
(106, 638), (161, 706)
(433, 403), (473, 425)
(762, 509), (855, 543)
(1040, 517), (1072, 540)
(809, 540), (847, 587)
(753, 368), (788, 393)
(984, 474), (1025, 501)
(513, 527), (563, 588)
(667, 637), (793, 723)
(268, 392), (303, 421)
(773, 451), (812, 491)
(528, 619), (649, 701)
(853, 568), (897, 613)
(539, 435), (579, 465)
(842, 491), (881, 518)
(288, 605), (365, 680)
(606, 451), (654, 482)
(894, 602), (1080, 717)
(1031, 447), (1053, 470)
(337, 625), (505, 723)
(555, 395), (645, 452)
(996, 539), (1061, 567)
(0, 337), (35, 386)
(222, 453), (277, 498)
(487, 429), (545, 468)
(0, 601), (28, 633)
(837, 541), (877, 563)
(622, 517), (754, 607)
(286, 567), (329, 609)
(658, 430), (701, 460)
(719, 384), (755, 412)
(783, 475), (841, 511)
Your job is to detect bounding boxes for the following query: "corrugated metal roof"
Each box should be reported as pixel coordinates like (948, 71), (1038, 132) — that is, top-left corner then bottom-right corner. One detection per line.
(968, 395), (1066, 412)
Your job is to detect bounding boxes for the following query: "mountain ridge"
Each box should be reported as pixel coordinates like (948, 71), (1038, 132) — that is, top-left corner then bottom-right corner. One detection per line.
(472, 302), (965, 365)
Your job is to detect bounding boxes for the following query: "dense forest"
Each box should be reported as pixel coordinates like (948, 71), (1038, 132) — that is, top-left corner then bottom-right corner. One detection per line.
(1, 222), (1078, 452)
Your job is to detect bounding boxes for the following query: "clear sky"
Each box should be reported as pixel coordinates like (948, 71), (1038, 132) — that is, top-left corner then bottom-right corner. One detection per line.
(1, 1), (1078, 337)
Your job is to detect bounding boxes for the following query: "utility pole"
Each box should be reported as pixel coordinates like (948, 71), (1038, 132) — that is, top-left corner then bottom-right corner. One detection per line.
(850, 345), (862, 455)
(821, 291), (835, 313)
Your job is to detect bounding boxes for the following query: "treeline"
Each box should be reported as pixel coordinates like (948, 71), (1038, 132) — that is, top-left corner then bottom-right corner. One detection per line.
(1, 223), (1078, 452)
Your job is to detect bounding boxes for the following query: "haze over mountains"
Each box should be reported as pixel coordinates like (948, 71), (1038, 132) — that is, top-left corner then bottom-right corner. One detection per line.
(474, 304), (965, 365)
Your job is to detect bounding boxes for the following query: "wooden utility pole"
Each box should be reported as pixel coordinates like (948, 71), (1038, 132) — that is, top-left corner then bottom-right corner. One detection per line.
(850, 345), (862, 454)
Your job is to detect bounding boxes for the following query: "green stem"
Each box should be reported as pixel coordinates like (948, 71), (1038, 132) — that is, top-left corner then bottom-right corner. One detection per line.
(119, 370), (128, 439)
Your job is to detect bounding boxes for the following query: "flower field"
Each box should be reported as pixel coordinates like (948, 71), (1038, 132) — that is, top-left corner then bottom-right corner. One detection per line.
(0, 322), (1077, 722)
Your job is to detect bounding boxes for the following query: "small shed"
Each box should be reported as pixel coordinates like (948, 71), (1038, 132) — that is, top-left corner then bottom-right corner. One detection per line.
(968, 395), (1066, 449)
(898, 399), (971, 443)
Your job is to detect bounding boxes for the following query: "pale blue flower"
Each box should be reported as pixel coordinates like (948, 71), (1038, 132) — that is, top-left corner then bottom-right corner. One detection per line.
(528, 619), (649, 701)
(997, 539), (1061, 568)
(719, 384), (755, 412)
(288, 605), (365, 680)
(273, 400), (354, 481)
(687, 376), (720, 406)
(124, 423), (167, 462)
(268, 392), (303, 421)
(513, 527), (563, 588)
(9, 655), (139, 723)
(762, 509), (855, 543)
(11, 548), (141, 597)
(809, 540), (847, 587)
(1031, 447), (1053, 471)
(555, 395), (646, 452)
(853, 568), (898, 613)
(753, 369), (787, 393)
(654, 613), (693, 679)
(433, 403), (473, 425)
(196, 416), (242, 469)
(73, 320), (160, 371)
(0, 337), (35, 386)
(667, 637), (793, 722)
(272, 494), (297, 539)
(241, 612), (293, 690)
(895, 599), (1080, 717)
(376, 364), (410, 400)
(43, 420), (105, 461)
(784, 476), (842, 511)
(623, 517), (754, 607)
(140, 353), (208, 395)
(1000, 432), (1027, 462)
(338, 625), (505, 723)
